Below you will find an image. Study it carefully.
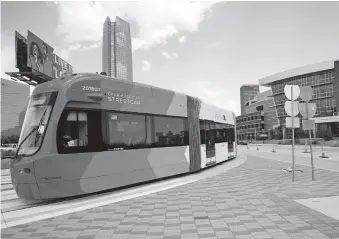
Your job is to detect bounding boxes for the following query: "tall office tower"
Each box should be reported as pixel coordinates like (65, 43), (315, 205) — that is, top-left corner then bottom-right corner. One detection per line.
(240, 84), (259, 115)
(102, 16), (133, 82)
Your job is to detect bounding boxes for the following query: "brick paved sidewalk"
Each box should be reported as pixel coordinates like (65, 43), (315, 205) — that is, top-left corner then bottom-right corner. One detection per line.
(2, 156), (339, 239)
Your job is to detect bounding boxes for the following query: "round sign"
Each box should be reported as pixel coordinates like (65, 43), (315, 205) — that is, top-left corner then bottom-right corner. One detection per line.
(284, 85), (300, 101)
(284, 101), (299, 117)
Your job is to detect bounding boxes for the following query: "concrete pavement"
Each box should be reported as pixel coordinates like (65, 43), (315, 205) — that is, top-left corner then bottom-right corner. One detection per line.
(1, 152), (339, 239)
(240, 145), (339, 173)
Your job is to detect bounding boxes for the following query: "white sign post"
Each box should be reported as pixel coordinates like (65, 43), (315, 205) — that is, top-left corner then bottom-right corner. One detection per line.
(284, 85), (300, 182)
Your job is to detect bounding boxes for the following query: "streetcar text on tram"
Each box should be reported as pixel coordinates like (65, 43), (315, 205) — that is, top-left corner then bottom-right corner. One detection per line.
(107, 91), (141, 105)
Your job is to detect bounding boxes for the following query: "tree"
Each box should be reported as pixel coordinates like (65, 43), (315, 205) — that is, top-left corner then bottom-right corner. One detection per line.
(1, 135), (20, 145)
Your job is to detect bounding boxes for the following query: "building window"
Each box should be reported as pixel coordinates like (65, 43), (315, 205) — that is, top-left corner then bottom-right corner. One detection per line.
(256, 105), (263, 111)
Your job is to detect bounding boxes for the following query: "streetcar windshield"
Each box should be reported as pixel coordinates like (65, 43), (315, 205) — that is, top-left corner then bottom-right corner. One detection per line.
(17, 92), (58, 156)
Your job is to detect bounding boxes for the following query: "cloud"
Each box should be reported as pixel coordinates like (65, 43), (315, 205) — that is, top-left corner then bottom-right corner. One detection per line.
(196, 80), (222, 98)
(142, 60), (151, 72)
(82, 41), (101, 50)
(178, 35), (186, 44)
(205, 41), (224, 49)
(57, 41), (101, 59)
(193, 80), (240, 116)
(161, 52), (178, 60)
(57, 43), (82, 59)
(54, 1), (218, 51)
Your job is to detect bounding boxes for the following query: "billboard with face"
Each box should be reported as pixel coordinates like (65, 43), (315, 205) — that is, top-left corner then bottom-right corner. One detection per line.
(26, 31), (73, 78)
(27, 31), (54, 76)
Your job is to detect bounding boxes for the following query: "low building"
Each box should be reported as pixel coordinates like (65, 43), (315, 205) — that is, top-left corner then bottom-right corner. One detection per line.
(236, 111), (265, 141)
(1, 78), (30, 139)
(240, 84), (259, 115)
(244, 89), (279, 139)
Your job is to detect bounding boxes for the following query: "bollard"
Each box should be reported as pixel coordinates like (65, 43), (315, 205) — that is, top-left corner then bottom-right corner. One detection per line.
(319, 143), (329, 158)
(272, 144), (276, 153)
(257, 145), (259, 150)
(303, 140), (309, 153)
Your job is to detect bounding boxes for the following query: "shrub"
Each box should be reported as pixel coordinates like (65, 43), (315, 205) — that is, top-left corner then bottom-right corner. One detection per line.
(323, 132), (333, 141)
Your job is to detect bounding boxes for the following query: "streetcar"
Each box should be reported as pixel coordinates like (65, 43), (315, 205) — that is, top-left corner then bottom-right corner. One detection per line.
(11, 73), (237, 200)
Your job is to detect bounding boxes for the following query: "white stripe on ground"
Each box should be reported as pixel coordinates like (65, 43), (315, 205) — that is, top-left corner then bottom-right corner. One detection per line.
(295, 196), (339, 220)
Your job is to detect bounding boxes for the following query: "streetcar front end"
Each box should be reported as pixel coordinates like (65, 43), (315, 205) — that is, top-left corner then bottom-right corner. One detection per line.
(10, 90), (59, 200)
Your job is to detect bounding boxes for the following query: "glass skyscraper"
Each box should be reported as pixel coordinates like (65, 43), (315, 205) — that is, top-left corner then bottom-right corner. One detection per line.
(102, 16), (133, 82)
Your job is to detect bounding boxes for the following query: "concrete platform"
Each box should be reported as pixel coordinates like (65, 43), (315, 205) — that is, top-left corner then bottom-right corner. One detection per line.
(1, 153), (339, 239)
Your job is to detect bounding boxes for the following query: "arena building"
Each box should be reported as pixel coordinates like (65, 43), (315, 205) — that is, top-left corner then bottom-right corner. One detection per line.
(258, 60), (339, 138)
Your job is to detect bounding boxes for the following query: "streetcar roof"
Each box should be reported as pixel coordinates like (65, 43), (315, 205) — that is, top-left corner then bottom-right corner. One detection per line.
(32, 73), (235, 117)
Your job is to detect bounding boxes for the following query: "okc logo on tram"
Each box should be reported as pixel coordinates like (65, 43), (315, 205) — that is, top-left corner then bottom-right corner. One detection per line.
(107, 91), (141, 105)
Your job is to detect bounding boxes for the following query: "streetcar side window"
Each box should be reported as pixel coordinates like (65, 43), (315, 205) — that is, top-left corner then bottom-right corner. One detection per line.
(215, 123), (227, 143)
(200, 120), (205, 144)
(64, 111), (88, 147)
(152, 116), (188, 147)
(57, 110), (106, 154)
(106, 112), (147, 150)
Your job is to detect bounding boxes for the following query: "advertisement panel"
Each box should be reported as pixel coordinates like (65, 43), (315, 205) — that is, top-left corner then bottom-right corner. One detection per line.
(27, 31), (54, 77)
(15, 31), (28, 68)
(52, 54), (74, 78)
(26, 30), (74, 78)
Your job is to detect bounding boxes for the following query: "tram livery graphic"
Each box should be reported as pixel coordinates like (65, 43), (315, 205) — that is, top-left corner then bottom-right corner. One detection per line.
(11, 73), (237, 200)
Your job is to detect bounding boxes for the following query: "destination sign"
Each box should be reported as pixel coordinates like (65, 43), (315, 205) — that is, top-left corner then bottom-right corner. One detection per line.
(107, 91), (141, 105)
(30, 93), (50, 106)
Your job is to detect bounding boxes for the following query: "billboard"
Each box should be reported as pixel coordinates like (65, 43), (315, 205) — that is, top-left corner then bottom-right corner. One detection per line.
(52, 54), (74, 78)
(15, 31), (28, 69)
(24, 30), (73, 78)
(27, 31), (54, 76)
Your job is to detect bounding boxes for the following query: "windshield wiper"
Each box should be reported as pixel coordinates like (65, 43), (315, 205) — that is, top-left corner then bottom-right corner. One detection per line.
(15, 107), (49, 158)
(15, 125), (39, 159)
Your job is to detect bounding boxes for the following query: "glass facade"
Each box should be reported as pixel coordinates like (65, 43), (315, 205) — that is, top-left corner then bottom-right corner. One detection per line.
(271, 71), (336, 124)
(240, 85), (259, 115)
(245, 98), (279, 139)
(266, 66), (339, 138)
(102, 17), (133, 82)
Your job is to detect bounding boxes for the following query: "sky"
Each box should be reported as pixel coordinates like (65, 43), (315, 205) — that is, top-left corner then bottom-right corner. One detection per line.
(1, 1), (339, 116)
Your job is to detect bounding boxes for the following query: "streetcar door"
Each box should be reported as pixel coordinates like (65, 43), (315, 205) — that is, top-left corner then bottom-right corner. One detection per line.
(205, 121), (216, 165)
(228, 125), (235, 158)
